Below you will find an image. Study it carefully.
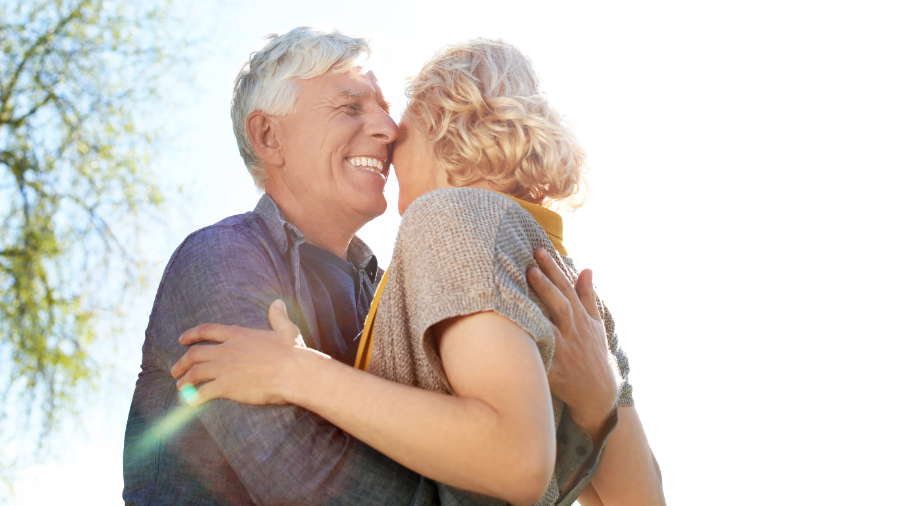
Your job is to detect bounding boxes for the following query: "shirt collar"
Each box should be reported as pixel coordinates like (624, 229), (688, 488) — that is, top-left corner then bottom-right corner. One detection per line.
(347, 236), (379, 282)
(254, 194), (379, 281)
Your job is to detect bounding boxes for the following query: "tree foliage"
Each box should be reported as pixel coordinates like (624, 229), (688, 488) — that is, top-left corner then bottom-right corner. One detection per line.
(0, 0), (196, 446)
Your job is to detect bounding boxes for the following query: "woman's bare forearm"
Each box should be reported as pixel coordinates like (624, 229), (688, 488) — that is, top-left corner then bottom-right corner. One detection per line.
(591, 406), (665, 506)
(283, 312), (556, 506)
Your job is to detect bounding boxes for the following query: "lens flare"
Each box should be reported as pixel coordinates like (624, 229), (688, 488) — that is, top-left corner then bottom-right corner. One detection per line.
(133, 387), (206, 460)
(179, 384), (198, 404)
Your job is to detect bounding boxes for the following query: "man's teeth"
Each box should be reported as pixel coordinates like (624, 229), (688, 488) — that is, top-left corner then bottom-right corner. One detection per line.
(347, 157), (384, 173)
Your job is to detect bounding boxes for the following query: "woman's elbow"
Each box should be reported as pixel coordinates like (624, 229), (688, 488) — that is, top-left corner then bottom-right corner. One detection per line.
(498, 439), (556, 506)
(503, 470), (553, 506)
(653, 452), (662, 483)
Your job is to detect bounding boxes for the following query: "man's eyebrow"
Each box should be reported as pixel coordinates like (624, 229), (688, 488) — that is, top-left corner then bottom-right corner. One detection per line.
(338, 89), (389, 113)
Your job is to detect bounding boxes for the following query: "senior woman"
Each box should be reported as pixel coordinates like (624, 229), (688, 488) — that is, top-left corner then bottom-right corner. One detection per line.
(173, 40), (664, 506)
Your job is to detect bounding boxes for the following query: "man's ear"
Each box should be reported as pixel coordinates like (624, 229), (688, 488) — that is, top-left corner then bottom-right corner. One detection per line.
(246, 111), (284, 167)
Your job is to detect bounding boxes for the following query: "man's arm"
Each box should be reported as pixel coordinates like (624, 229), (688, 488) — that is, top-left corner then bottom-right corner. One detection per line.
(527, 250), (665, 506)
(587, 406), (664, 506)
(149, 225), (426, 505)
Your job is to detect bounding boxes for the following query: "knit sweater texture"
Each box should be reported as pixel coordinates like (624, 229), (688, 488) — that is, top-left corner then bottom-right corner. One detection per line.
(367, 187), (633, 505)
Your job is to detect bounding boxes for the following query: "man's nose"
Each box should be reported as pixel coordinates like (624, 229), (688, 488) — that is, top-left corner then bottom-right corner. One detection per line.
(367, 110), (399, 144)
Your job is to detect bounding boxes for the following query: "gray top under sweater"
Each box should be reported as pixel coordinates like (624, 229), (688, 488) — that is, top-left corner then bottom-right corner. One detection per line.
(367, 188), (633, 506)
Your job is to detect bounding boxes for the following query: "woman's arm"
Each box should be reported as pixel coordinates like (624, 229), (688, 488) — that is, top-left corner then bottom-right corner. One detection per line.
(172, 304), (555, 506)
(527, 250), (665, 506)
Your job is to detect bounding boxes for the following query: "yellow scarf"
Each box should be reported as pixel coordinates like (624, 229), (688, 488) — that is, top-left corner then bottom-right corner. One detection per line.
(354, 193), (566, 371)
(354, 268), (388, 370)
(503, 195), (567, 256)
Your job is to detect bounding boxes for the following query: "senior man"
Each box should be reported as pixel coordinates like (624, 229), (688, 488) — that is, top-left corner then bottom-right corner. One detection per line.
(123, 27), (634, 506)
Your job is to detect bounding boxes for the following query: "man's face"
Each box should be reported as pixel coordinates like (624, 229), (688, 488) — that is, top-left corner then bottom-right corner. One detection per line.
(275, 68), (397, 223)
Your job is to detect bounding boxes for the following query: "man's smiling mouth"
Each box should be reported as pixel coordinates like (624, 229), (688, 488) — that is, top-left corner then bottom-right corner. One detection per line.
(346, 156), (384, 174)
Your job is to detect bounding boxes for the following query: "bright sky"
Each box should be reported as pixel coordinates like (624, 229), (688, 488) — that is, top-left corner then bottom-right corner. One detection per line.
(12, 0), (900, 504)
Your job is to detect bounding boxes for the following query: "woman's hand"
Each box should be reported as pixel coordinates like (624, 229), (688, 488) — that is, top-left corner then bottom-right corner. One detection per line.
(526, 248), (621, 440)
(175, 303), (555, 504)
(170, 300), (328, 406)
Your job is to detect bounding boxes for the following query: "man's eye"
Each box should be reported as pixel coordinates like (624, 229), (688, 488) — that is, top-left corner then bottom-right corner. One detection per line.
(343, 104), (362, 113)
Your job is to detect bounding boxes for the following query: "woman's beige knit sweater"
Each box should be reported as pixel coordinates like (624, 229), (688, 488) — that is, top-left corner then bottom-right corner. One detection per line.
(368, 187), (632, 506)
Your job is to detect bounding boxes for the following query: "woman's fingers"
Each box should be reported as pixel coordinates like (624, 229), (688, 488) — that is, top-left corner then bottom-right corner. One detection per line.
(184, 379), (225, 406)
(175, 360), (223, 391)
(171, 343), (220, 378)
(575, 269), (603, 321)
(179, 323), (238, 345)
(268, 299), (302, 345)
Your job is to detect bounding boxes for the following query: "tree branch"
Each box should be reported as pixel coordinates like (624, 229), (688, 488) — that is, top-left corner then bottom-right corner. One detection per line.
(4, 90), (57, 128)
(0, 0), (91, 120)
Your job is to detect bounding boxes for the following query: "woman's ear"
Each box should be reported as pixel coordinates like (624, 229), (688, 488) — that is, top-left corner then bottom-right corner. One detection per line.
(246, 111), (284, 167)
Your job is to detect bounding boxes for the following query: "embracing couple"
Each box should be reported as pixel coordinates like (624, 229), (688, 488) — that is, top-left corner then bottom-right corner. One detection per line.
(123, 27), (665, 506)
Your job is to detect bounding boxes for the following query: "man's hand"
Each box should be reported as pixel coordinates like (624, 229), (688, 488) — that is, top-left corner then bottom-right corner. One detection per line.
(527, 248), (620, 441)
(171, 300), (327, 406)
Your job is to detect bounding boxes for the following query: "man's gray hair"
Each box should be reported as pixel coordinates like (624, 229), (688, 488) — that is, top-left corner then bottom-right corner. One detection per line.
(231, 27), (370, 191)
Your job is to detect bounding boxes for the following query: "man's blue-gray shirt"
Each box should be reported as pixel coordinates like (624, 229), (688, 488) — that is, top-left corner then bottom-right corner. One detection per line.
(122, 195), (437, 505)
(295, 241), (370, 365)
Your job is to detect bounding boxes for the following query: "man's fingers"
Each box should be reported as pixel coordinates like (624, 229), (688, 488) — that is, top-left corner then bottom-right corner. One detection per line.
(268, 299), (301, 341)
(575, 269), (603, 321)
(548, 322), (565, 351)
(171, 344), (219, 378)
(534, 248), (573, 292)
(534, 248), (586, 313)
(546, 324), (566, 388)
(527, 266), (574, 332)
(179, 323), (236, 345)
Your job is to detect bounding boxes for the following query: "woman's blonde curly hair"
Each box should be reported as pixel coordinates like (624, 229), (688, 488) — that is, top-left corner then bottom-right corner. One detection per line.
(405, 38), (588, 207)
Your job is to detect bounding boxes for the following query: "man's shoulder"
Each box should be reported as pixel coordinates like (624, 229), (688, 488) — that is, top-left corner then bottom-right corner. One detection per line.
(159, 210), (280, 290)
(181, 210), (265, 250)
(146, 209), (286, 348)
(173, 211), (269, 259)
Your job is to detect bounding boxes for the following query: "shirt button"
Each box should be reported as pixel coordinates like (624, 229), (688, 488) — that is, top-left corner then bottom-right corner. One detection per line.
(575, 446), (587, 456)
